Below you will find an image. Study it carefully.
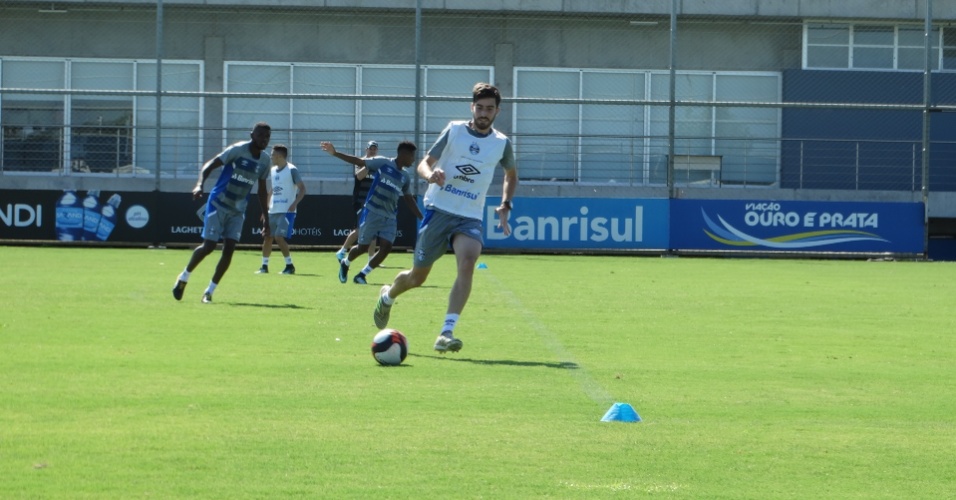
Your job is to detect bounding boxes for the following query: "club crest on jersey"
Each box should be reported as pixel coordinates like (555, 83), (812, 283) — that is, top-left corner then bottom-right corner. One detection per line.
(469, 142), (480, 155)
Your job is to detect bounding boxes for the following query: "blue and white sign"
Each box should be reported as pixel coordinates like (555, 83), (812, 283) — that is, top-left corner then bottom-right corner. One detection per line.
(484, 197), (670, 250)
(671, 199), (924, 253)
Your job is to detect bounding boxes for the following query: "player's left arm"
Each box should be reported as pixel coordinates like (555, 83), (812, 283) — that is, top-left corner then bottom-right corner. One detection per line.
(289, 168), (306, 213)
(291, 180), (307, 213)
(495, 140), (518, 236)
(257, 176), (271, 238)
(403, 194), (423, 219)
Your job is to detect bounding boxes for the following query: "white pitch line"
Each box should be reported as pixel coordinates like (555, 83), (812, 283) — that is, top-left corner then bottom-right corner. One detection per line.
(481, 269), (614, 407)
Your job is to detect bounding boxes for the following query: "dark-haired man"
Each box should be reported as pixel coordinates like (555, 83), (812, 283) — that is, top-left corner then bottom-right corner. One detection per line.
(373, 83), (518, 353)
(321, 140), (423, 285)
(172, 122), (271, 303)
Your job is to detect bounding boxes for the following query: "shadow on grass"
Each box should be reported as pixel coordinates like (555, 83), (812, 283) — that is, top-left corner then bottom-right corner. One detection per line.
(409, 353), (578, 370)
(224, 302), (310, 310)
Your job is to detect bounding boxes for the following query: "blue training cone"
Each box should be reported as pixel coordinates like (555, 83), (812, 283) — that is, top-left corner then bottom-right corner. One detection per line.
(601, 402), (641, 423)
(476, 262), (488, 269)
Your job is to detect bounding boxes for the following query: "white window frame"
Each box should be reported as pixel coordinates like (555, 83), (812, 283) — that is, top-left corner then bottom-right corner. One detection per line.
(0, 56), (203, 176)
(803, 21), (945, 72)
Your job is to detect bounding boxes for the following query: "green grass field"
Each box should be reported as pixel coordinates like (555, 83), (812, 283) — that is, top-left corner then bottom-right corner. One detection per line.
(2, 246), (955, 498)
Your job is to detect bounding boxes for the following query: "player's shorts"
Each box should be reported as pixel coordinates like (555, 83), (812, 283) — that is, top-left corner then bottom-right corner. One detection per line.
(267, 212), (296, 240)
(358, 210), (398, 245)
(413, 208), (483, 268)
(201, 203), (244, 242)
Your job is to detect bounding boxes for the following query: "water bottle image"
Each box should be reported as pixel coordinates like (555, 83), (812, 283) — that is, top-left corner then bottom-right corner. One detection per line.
(55, 190), (84, 241)
(81, 190), (102, 241)
(95, 194), (122, 241)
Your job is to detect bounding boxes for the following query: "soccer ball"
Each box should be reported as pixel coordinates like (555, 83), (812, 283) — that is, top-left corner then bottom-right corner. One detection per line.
(371, 329), (408, 366)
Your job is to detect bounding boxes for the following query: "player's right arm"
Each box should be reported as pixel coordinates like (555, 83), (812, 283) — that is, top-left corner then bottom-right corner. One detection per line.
(321, 142), (366, 167)
(355, 164), (369, 181)
(193, 157), (224, 200)
(417, 155), (445, 187)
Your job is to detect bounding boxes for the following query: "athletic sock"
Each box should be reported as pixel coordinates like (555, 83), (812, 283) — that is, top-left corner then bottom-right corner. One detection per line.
(442, 314), (460, 335)
(179, 269), (191, 282)
(261, 257), (269, 267)
(285, 256), (293, 265)
(342, 257), (351, 267)
(360, 264), (374, 276)
(381, 289), (394, 305)
(205, 281), (218, 295)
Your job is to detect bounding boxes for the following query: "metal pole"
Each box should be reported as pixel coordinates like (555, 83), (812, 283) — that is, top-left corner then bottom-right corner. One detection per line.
(413, 0), (423, 197)
(153, 0), (163, 247)
(921, 0), (933, 258)
(667, 0), (677, 199)
(155, 0), (163, 191)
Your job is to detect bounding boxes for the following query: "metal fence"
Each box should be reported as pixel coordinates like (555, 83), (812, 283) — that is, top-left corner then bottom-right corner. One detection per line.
(1, 0), (954, 195)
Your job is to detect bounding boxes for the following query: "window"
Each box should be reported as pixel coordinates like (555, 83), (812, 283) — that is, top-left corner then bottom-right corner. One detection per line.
(1, 60), (65, 173)
(804, 22), (942, 71)
(0, 57), (202, 175)
(224, 63), (492, 177)
(514, 68), (780, 186)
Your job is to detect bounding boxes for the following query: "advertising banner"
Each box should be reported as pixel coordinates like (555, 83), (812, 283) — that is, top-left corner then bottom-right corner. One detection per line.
(671, 199), (924, 253)
(483, 196), (670, 250)
(0, 189), (417, 247)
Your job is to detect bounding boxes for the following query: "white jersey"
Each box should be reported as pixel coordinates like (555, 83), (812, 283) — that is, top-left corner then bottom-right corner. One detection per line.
(268, 163), (303, 214)
(423, 121), (515, 220)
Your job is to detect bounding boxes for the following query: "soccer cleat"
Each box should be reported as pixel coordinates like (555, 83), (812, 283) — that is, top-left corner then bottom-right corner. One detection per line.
(353, 274), (367, 285)
(201, 292), (213, 304)
(338, 260), (349, 283)
(434, 332), (463, 353)
(172, 280), (187, 301)
(373, 285), (392, 329)
(335, 249), (347, 261)
(256, 266), (269, 274)
(281, 265), (296, 275)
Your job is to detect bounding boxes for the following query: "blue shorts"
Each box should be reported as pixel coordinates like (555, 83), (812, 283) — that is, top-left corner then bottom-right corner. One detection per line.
(267, 212), (296, 240)
(202, 203), (244, 242)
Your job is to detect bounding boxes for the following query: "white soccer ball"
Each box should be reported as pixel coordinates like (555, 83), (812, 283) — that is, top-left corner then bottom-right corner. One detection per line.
(371, 329), (408, 366)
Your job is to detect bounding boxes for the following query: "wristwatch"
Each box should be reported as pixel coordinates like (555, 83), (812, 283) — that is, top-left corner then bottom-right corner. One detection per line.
(500, 200), (513, 210)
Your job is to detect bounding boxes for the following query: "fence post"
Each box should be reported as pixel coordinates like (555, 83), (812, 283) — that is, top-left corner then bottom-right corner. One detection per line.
(921, 0), (933, 259)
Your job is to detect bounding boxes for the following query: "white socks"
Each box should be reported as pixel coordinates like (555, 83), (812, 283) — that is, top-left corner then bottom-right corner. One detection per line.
(179, 269), (191, 282)
(442, 314), (460, 335)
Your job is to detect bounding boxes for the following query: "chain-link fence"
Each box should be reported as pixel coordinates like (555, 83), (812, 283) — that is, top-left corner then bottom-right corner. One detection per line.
(1, 0), (954, 194)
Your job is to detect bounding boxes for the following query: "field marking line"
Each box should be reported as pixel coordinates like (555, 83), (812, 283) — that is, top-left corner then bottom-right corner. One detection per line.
(480, 269), (615, 407)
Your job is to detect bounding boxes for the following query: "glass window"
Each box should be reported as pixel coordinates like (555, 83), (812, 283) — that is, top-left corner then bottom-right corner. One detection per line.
(854, 25), (893, 46)
(514, 70), (579, 181)
(291, 65), (357, 177)
(359, 66), (416, 162)
(136, 62), (203, 177)
(853, 47), (894, 69)
(580, 72), (645, 183)
(807, 24), (849, 45)
(1, 60), (65, 173)
(70, 61), (134, 173)
(225, 64), (290, 145)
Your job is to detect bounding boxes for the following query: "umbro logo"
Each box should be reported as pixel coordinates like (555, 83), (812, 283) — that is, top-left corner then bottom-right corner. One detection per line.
(456, 164), (481, 176)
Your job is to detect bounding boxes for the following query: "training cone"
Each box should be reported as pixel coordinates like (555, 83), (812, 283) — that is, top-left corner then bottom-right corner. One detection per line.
(476, 262), (488, 269)
(601, 402), (641, 423)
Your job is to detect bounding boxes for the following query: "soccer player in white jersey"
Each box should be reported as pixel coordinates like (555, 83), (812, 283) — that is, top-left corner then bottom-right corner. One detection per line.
(373, 82), (518, 353)
(257, 144), (306, 275)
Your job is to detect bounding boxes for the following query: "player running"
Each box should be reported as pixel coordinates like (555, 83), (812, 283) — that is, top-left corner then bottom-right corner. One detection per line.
(172, 122), (272, 303)
(320, 140), (423, 285)
(372, 82), (518, 353)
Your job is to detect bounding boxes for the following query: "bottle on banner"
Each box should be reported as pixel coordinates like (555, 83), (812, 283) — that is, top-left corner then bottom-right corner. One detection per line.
(55, 190), (84, 241)
(81, 190), (102, 241)
(95, 194), (122, 241)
